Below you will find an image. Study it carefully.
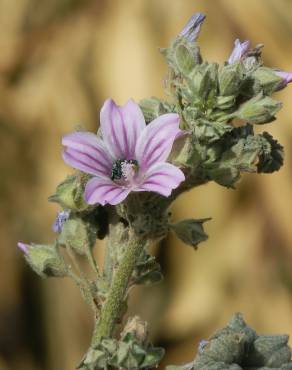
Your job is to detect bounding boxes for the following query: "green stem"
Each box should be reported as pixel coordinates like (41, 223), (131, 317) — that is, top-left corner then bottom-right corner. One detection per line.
(91, 230), (145, 346)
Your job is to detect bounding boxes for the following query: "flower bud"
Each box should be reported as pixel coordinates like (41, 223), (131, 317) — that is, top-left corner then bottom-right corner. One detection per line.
(274, 70), (292, 90)
(228, 39), (250, 64)
(218, 63), (243, 96)
(188, 63), (218, 101)
(253, 67), (282, 95)
(18, 242), (67, 278)
(179, 13), (206, 42)
(170, 218), (211, 249)
(139, 97), (172, 123)
(216, 95), (236, 110)
(52, 210), (70, 233)
(49, 173), (90, 211)
(174, 44), (196, 76)
(236, 93), (282, 124)
(58, 217), (96, 255)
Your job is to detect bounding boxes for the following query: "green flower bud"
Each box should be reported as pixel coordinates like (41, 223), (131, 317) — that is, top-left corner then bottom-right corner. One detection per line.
(160, 39), (202, 76)
(171, 218), (211, 249)
(174, 44), (196, 76)
(172, 135), (201, 168)
(139, 97), (173, 123)
(188, 63), (218, 101)
(218, 62), (243, 96)
(24, 243), (67, 278)
(49, 173), (90, 211)
(58, 217), (96, 255)
(236, 93), (282, 124)
(253, 67), (282, 95)
(246, 335), (291, 367)
(216, 95), (236, 110)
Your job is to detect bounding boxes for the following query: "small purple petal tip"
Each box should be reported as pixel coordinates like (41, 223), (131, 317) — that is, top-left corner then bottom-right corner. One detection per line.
(198, 339), (209, 354)
(52, 210), (70, 233)
(228, 39), (251, 64)
(275, 70), (292, 90)
(17, 242), (29, 255)
(179, 12), (206, 42)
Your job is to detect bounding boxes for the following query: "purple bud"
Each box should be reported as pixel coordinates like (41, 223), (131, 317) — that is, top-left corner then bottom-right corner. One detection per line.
(17, 242), (29, 255)
(274, 70), (292, 90)
(198, 339), (209, 354)
(228, 39), (251, 64)
(52, 210), (70, 233)
(179, 13), (206, 42)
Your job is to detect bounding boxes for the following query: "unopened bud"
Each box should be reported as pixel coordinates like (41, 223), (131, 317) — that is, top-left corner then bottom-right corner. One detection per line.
(253, 67), (282, 95)
(218, 63), (243, 96)
(228, 39), (250, 64)
(19, 242), (67, 278)
(236, 93), (282, 124)
(179, 13), (206, 42)
(58, 217), (96, 255)
(49, 173), (90, 211)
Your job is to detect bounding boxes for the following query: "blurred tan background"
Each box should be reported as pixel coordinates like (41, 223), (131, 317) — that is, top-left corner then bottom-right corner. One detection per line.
(1, 0), (292, 369)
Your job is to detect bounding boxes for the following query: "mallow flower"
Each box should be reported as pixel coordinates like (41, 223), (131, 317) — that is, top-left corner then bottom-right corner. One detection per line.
(179, 12), (206, 42)
(228, 39), (251, 64)
(62, 99), (185, 206)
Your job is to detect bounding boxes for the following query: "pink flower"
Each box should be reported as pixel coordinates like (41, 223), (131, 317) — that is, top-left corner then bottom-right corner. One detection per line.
(228, 39), (251, 64)
(62, 99), (185, 206)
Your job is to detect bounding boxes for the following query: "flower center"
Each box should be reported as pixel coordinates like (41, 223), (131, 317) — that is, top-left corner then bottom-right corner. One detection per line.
(111, 159), (139, 185)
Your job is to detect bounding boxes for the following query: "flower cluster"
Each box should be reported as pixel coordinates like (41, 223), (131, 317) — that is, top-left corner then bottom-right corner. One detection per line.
(17, 11), (292, 370)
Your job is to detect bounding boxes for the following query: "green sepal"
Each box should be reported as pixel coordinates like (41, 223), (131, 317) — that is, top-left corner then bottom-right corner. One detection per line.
(175, 43), (196, 76)
(49, 173), (91, 212)
(58, 216), (97, 255)
(218, 62), (243, 97)
(170, 218), (211, 249)
(256, 132), (284, 173)
(252, 67), (283, 95)
(25, 243), (67, 278)
(132, 250), (163, 286)
(139, 97), (174, 123)
(235, 93), (282, 124)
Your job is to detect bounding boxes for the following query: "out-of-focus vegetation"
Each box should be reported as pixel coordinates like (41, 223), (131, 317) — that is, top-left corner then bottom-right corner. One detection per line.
(1, 1), (292, 369)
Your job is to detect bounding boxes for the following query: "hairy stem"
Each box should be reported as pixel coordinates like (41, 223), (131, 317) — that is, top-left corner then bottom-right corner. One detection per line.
(91, 229), (145, 346)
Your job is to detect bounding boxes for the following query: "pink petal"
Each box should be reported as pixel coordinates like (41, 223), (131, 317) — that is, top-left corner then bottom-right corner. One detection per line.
(62, 132), (112, 177)
(135, 113), (181, 170)
(100, 98), (146, 160)
(85, 177), (130, 205)
(138, 162), (185, 197)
